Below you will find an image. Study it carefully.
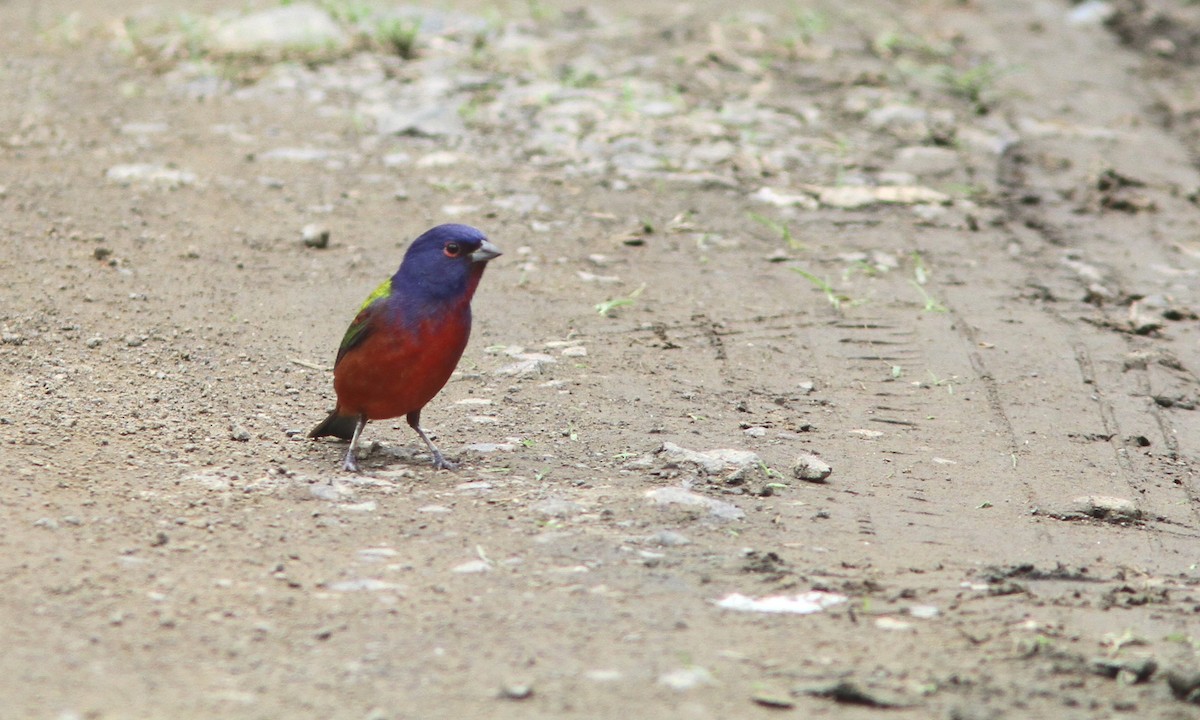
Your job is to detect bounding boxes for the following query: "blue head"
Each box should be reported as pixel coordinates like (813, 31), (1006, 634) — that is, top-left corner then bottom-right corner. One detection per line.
(393, 224), (501, 306)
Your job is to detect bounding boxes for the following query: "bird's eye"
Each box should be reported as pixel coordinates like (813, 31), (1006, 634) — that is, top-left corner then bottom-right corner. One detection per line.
(444, 242), (461, 257)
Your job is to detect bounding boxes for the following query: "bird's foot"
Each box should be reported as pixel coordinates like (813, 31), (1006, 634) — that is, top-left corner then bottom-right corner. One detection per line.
(342, 453), (361, 473)
(430, 450), (456, 471)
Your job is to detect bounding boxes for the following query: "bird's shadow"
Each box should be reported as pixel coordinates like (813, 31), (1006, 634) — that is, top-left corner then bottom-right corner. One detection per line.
(316, 438), (452, 472)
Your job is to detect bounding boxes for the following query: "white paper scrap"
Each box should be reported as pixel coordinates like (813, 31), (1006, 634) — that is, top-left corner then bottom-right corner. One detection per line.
(715, 591), (847, 614)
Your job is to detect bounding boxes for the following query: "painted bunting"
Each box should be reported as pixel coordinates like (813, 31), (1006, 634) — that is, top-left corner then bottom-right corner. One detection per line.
(309, 224), (501, 472)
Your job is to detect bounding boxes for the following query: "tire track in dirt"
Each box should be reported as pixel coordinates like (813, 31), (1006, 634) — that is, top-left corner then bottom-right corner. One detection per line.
(967, 26), (1200, 559)
(748, 232), (1055, 565)
(993, 141), (1200, 533)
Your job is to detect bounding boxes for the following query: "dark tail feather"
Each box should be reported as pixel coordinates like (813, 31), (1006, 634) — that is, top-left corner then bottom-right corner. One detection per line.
(309, 410), (359, 440)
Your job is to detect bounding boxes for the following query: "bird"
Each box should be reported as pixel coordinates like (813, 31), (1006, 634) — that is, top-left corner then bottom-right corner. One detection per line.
(309, 223), (501, 472)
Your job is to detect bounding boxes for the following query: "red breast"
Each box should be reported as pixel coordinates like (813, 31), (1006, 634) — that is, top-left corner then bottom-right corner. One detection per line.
(333, 309), (471, 421)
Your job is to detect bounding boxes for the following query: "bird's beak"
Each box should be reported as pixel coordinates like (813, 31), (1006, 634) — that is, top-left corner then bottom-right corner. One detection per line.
(471, 239), (502, 263)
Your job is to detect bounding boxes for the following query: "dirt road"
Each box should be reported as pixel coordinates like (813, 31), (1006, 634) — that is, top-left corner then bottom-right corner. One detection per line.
(2, 0), (1198, 717)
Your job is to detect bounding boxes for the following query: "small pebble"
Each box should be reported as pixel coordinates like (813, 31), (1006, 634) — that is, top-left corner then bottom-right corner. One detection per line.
(302, 223), (330, 248)
(1167, 668), (1200, 701)
(451, 559), (492, 574)
(752, 693), (796, 709)
(456, 481), (492, 492)
(329, 578), (401, 592)
(909, 604), (940, 619)
(1062, 495), (1142, 522)
(463, 442), (516, 453)
(645, 486), (745, 520)
(657, 666), (714, 691)
(585, 669), (623, 682)
(532, 499), (583, 517)
(310, 483), (350, 502)
(645, 530), (691, 547)
(875, 616), (914, 631)
(791, 452), (832, 482)
(848, 428), (883, 438)
(499, 684), (533, 700)
(1091, 656), (1157, 684)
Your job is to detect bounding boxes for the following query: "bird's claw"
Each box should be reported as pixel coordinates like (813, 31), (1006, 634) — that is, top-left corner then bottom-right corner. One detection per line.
(430, 451), (456, 471)
(342, 455), (360, 473)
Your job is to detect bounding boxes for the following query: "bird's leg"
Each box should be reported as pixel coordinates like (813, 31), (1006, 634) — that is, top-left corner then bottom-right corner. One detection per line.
(342, 415), (367, 473)
(407, 410), (455, 470)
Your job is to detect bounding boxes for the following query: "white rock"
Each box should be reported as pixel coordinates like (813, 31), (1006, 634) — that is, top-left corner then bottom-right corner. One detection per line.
(371, 103), (466, 138)
(105, 164), (196, 188)
(644, 530), (691, 546)
(532, 499), (583, 517)
(1065, 495), (1142, 522)
(329, 578), (402, 592)
(120, 122), (168, 135)
(259, 147), (341, 163)
(809, 184), (950, 209)
(451, 559), (492, 574)
(463, 442), (516, 453)
(645, 486), (744, 520)
(657, 442), (761, 475)
(875, 616), (914, 631)
(657, 666), (714, 691)
(456, 481), (492, 492)
(585, 669), (623, 682)
(1068, 0), (1115, 26)
(301, 223), (330, 248)
(791, 452), (832, 482)
(849, 429), (883, 439)
(750, 186), (819, 209)
(494, 352), (556, 376)
(210, 4), (350, 57)
(310, 482), (356, 501)
(416, 151), (464, 168)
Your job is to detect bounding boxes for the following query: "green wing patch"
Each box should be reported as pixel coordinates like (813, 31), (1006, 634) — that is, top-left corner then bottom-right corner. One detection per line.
(357, 278), (393, 314)
(335, 278), (392, 366)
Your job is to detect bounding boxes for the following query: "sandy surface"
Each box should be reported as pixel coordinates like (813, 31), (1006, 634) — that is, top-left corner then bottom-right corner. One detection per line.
(2, 0), (1199, 717)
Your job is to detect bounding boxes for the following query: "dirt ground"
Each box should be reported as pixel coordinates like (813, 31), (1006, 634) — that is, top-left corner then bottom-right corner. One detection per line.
(2, 0), (1200, 717)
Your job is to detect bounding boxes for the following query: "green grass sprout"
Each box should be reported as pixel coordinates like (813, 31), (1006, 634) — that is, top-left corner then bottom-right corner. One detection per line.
(791, 268), (850, 311)
(595, 283), (646, 316)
